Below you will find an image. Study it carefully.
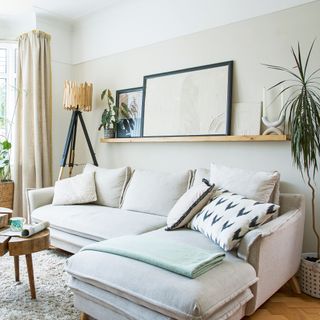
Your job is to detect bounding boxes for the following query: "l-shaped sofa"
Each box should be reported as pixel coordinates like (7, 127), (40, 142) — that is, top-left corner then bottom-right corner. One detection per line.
(27, 165), (305, 320)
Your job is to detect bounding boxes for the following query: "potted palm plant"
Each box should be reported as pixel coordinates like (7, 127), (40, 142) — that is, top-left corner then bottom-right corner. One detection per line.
(265, 41), (320, 298)
(98, 89), (117, 138)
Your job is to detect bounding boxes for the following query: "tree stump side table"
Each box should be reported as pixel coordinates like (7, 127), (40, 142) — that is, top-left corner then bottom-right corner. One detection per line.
(0, 228), (50, 299)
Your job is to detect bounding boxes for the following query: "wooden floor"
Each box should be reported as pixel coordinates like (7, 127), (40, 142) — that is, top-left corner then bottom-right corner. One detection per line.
(246, 285), (320, 320)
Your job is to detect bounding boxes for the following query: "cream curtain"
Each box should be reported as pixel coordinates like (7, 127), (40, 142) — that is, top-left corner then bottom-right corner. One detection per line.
(13, 30), (52, 218)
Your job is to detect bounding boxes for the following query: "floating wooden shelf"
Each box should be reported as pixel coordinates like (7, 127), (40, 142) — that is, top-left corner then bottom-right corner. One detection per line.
(100, 135), (289, 143)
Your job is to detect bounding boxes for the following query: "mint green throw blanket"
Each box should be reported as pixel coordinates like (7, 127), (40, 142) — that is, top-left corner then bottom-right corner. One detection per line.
(81, 236), (225, 279)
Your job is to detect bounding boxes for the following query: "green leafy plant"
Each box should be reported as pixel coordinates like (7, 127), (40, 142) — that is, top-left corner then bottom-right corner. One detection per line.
(0, 82), (19, 182)
(265, 41), (320, 259)
(0, 138), (11, 181)
(98, 89), (117, 130)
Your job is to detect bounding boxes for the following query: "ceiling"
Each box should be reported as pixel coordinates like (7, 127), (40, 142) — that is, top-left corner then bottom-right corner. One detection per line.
(0, 0), (317, 23)
(0, 0), (123, 20)
(0, 0), (32, 15)
(33, 0), (123, 20)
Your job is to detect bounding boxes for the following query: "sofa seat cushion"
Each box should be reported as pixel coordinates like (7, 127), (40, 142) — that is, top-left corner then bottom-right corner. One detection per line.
(69, 276), (252, 320)
(66, 228), (257, 320)
(32, 205), (166, 242)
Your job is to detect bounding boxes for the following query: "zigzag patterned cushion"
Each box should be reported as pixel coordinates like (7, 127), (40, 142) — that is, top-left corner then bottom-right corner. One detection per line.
(189, 190), (279, 251)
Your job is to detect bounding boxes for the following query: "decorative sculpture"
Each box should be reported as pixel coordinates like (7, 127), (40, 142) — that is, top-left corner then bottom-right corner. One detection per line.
(261, 87), (285, 135)
(261, 115), (285, 135)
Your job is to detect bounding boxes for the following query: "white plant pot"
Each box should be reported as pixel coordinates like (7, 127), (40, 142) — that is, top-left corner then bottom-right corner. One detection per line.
(299, 252), (320, 298)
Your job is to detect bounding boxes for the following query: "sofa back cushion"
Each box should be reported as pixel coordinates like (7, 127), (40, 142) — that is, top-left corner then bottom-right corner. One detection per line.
(83, 164), (131, 208)
(209, 163), (280, 204)
(121, 169), (192, 216)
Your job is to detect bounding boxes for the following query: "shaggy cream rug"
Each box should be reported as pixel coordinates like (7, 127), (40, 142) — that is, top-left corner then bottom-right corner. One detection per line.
(0, 249), (80, 320)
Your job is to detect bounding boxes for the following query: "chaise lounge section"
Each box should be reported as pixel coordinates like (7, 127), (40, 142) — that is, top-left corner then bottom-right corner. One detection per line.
(65, 194), (304, 320)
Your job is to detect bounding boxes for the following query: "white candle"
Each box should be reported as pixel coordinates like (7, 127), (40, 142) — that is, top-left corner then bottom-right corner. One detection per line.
(262, 87), (266, 116)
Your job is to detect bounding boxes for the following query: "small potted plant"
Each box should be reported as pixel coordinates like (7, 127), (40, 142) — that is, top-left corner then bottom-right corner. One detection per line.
(265, 41), (320, 298)
(98, 89), (117, 138)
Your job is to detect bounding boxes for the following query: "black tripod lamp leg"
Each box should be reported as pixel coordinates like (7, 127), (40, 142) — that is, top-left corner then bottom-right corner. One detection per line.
(58, 111), (77, 180)
(78, 112), (98, 166)
(68, 112), (79, 177)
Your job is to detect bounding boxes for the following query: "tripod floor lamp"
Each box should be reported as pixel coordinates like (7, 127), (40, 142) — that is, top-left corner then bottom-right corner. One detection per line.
(58, 81), (98, 180)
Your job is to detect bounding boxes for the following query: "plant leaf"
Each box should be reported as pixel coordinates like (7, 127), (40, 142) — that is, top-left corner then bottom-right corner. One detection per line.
(101, 89), (107, 100)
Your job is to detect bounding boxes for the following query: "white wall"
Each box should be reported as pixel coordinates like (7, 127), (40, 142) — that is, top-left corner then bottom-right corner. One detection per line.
(72, 1), (320, 252)
(71, 0), (315, 64)
(0, 11), (36, 40)
(35, 16), (73, 179)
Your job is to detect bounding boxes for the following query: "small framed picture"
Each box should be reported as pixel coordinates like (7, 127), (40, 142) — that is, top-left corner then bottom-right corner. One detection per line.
(116, 87), (143, 138)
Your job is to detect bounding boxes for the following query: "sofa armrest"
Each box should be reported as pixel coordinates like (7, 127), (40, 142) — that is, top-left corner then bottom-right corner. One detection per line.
(238, 208), (301, 261)
(239, 194), (305, 315)
(26, 187), (54, 217)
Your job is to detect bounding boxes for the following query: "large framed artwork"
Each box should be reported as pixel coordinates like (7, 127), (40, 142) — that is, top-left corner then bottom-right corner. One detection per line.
(141, 61), (233, 137)
(115, 87), (143, 138)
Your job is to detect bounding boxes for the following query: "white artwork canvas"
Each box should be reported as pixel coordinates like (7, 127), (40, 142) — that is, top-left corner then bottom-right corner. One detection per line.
(142, 62), (232, 137)
(231, 102), (261, 135)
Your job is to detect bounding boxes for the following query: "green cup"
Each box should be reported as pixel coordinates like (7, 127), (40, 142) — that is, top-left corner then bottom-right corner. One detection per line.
(9, 217), (26, 232)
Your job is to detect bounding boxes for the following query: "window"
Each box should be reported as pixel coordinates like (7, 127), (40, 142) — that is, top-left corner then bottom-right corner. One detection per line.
(0, 42), (17, 138)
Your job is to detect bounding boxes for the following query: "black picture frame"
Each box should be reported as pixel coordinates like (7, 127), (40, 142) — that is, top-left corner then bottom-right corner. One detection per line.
(115, 87), (143, 138)
(141, 61), (233, 137)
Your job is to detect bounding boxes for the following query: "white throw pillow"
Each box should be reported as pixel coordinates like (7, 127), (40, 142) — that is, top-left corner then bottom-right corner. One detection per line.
(210, 163), (280, 204)
(189, 189), (279, 251)
(166, 179), (215, 230)
(52, 172), (97, 205)
(83, 164), (131, 208)
(121, 169), (192, 216)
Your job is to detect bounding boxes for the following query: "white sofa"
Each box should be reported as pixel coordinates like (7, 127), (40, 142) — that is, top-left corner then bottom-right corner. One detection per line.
(27, 167), (305, 320)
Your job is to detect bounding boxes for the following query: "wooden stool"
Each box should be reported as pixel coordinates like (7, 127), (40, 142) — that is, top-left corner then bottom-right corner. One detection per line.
(0, 228), (50, 299)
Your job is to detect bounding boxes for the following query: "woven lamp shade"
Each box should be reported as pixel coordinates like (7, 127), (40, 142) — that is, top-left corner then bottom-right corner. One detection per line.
(63, 81), (93, 112)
